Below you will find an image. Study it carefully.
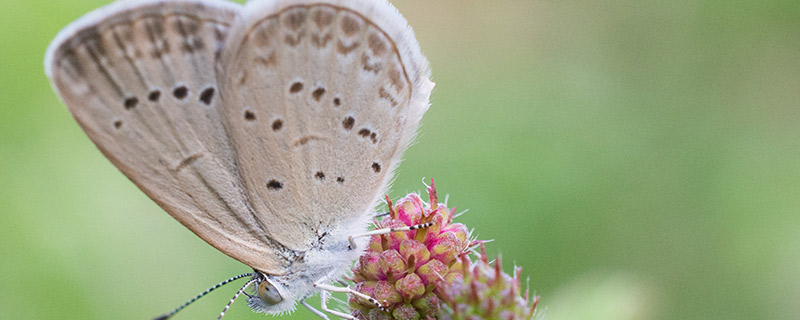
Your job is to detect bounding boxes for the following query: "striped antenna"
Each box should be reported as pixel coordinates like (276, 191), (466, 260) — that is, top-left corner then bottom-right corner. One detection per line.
(153, 272), (254, 320)
(217, 278), (259, 320)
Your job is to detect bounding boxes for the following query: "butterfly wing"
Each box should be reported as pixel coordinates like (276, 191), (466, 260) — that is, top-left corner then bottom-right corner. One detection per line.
(217, 0), (434, 251)
(46, 0), (433, 274)
(45, 0), (289, 273)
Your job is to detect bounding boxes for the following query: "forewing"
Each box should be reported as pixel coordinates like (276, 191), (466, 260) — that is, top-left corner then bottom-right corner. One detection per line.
(218, 0), (434, 250)
(45, 0), (287, 273)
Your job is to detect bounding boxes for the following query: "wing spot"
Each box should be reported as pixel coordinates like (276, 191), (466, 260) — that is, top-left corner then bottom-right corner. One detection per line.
(362, 54), (382, 73)
(296, 136), (311, 145)
(148, 90), (161, 102)
(368, 33), (387, 56)
(175, 153), (203, 172)
(113, 120), (122, 129)
(173, 86), (188, 100)
(358, 128), (378, 144)
(311, 33), (333, 48)
(341, 15), (361, 36)
(315, 171), (325, 180)
(312, 9), (334, 27)
(388, 64), (405, 91)
(284, 30), (306, 46)
(333, 97), (341, 106)
(336, 41), (360, 55)
(244, 110), (256, 121)
(199, 87), (215, 105)
(124, 97), (138, 110)
(284, 9), (307, 30)
(312, 87), (326, 101)
(372, 162), (381, 173)
(336, 176), (345, 184)
(342, 117), (355, 130)
(379, 87), (399, 107)
(290, 81), (304, 93)
(267, 179), (283, 190)
(272, 119), (284, 131)
(257, 52), (277, 68)
(292, 135), (325, 146)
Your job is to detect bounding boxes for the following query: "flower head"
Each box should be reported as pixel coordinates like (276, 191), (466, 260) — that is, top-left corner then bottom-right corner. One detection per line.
(438, 245), (539, 320)
(350, 180), (538, 319)
(351, 180), (474, 319)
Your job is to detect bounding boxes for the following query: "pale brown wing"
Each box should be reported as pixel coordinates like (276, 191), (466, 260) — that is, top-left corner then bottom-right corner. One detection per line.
(45, 0), (287, 274)
(217, 0), (434, 250)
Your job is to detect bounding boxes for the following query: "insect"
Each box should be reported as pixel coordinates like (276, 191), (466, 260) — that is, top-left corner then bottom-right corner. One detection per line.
(44, 0), (433, 318)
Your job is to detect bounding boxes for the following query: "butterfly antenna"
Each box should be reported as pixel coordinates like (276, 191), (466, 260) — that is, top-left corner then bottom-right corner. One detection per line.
(153, 272), (254, 320)
(217, 278), (259, 320)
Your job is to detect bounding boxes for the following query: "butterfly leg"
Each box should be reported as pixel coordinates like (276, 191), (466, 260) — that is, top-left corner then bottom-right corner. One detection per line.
(317, 290), (358, 319)
(348, 222), (435, 249)
(301, 300), (331, 320)
(314, 278), (383, 311)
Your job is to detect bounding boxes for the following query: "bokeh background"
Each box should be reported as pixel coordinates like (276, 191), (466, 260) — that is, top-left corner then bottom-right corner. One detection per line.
(2, 0), (799, 319)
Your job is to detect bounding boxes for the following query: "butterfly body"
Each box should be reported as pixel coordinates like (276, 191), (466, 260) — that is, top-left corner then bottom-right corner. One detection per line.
(247, 230), (369, 313)
(46, 0), (431, 316)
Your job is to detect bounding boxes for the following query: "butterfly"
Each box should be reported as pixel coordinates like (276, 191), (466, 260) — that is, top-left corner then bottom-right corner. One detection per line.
(45, 0), (433, 318)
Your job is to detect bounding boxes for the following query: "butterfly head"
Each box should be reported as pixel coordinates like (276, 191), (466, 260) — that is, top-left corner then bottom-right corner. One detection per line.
(247, 271), (298, 314)
(247, 226), (370, 314)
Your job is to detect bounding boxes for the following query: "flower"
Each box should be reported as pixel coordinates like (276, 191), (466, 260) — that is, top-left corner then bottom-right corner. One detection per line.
(349, 180), (538, 319)
(438, 245), (539, 320)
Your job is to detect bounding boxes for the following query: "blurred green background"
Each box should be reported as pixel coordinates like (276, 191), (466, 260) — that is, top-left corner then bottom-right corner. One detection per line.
(2, 0), (799, 319)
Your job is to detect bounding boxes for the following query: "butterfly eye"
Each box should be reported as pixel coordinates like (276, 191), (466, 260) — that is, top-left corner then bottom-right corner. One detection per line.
(257, 279), (283, 305)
